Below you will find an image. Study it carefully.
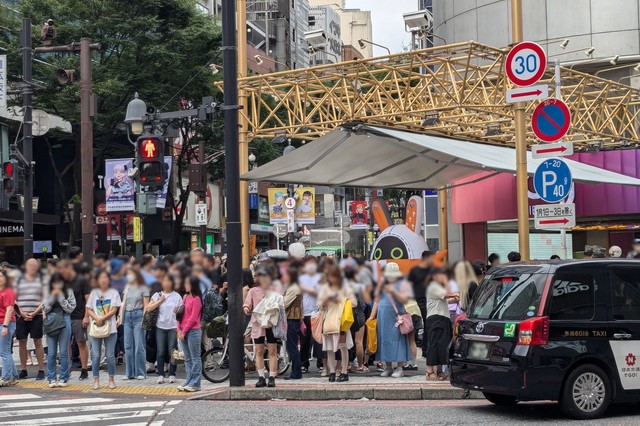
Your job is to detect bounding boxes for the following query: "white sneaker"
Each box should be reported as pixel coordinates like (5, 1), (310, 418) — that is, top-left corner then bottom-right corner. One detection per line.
(169, 376), (176, 384)
(380, 369), (393, 377)
(48, 380), (58, 388)
(146, 362), (156, 373)
(136, 375), (146, 380)
(157, 376), (164, 384)
(58, 380), (69, 387)
(391, 367), (404, 378)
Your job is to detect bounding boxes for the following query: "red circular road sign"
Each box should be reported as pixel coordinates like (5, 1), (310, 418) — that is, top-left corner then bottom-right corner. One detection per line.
(532, 98), (571, 143)
(96, 203), (107, 216)
(505, 41), (547, 87)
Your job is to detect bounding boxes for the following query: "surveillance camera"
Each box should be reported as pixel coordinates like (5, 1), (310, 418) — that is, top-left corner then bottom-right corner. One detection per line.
(146, 105), (156, 115)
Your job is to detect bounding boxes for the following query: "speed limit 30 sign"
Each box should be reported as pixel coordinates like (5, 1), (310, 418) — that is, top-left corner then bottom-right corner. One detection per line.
(505, 41), (547, 87)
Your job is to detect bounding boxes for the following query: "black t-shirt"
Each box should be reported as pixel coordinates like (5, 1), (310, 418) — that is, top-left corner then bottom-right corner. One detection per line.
(408, 265), (431, 305)
(69, 274), (91, 320)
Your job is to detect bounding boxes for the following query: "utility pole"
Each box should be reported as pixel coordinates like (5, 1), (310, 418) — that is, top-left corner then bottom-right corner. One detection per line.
(238, 0), (251, 268)
(21, 19), (33, 260)
(223, 0), (245, 387)
(511, 0), (530, 260)
(35, 39), (100, 261)
(199, 138), (207, 251)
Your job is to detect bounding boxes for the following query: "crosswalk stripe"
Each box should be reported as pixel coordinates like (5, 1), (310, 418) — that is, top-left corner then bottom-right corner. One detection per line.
(156, 408), (174, 415)
(3, 400), (168, 417)
(0, 409), (160, 425)
(0, 393), (41, 401)
(117, 422), (165, 426)
(0, 397), (113, 409)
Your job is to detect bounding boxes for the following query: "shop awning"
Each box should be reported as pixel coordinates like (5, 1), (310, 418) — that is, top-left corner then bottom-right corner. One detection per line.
(242, 125), (640, 189)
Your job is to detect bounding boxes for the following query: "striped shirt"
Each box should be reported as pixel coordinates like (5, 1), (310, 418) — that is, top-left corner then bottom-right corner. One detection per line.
(16, 274), (46, 315)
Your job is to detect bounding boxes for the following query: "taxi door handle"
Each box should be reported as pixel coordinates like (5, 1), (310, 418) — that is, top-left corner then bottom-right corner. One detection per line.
(613, 333), (632, 340)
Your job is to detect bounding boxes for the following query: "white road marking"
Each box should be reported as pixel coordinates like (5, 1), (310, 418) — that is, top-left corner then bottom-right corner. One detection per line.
(0, 397), (113, 409)
(0, 393), (41, 401)
(0, 409), (160, 425)
(2, 400), (168, 417)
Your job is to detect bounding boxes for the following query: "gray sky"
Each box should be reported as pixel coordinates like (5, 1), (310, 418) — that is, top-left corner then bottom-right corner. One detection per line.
(346, 0), (418, 55)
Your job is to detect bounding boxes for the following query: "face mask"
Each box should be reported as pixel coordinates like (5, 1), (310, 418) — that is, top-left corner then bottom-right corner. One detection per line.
(305, 264), (317, 274)
(127, 274), (136, 283)
(386, 277), (398, 284)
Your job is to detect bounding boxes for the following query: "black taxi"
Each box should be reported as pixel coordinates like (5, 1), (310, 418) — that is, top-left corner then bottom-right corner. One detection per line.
(449, 260), (640, 419)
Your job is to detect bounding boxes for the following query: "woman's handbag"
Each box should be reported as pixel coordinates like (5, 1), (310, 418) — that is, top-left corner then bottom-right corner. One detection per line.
(88, 318), (110, 339)
(387, 294), (414, 335)
(351, 296), (366, 332)
(310, 310), (325, 344)
(323, 301), (343, 335)
(142, 293), (159, 331)
(340, 299), (354, 332)
(365, 318), (377, 353)
(43, 307), (66, 338)
(174, 304), (185, 322)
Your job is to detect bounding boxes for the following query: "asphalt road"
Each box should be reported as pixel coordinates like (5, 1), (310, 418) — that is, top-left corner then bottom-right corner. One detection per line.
(166, 399), (640, 426)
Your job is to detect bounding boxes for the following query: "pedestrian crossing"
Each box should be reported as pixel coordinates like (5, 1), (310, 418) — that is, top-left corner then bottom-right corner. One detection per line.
(0, 393), (180, 425)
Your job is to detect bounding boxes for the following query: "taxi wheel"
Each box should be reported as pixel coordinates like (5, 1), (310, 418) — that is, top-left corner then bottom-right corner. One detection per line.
(482, 392), (519, 406)
(560, 364), (611, 420)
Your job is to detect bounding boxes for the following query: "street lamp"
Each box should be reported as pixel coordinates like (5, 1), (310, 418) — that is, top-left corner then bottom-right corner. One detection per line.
(358, 39), (391, 55)
(125, 92), (147, 135)
(248, 152), (256, 163)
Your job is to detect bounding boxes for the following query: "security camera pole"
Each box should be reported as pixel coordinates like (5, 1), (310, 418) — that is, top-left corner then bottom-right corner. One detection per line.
(35, 36), (100, 261)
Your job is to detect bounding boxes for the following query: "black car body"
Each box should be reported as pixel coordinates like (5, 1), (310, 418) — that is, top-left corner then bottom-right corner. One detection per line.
(450, 260), (640, 419)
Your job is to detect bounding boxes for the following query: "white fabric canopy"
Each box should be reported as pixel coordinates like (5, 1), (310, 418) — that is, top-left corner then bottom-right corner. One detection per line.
(242, 125), (640, 189)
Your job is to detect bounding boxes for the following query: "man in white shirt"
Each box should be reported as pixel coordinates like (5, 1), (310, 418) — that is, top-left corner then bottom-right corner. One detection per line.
(298, 257), (322, 373)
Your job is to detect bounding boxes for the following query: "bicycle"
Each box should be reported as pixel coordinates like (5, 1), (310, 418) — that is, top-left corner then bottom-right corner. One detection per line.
(202, 326), (290, 383)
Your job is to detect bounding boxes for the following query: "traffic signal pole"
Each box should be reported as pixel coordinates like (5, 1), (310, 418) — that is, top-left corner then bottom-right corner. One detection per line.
(511, 0), (531, 260)
(222, 0), (245, 387)
(80, 38), (94, 261)
(21, 19), (34, 260)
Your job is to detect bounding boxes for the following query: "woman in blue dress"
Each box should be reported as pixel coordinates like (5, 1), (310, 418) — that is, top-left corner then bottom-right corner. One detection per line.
(369, 262), (413, 378)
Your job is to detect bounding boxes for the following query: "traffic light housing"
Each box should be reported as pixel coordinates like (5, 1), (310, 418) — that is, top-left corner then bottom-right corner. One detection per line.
(2, 159), (23, 196)
(136, 135), (165, 190)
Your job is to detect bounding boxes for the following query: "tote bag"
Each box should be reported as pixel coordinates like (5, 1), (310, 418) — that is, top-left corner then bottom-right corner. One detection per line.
(310, 310), (325, 344)
(323, 301), (343, 335)
(88, 319), (110, 339)
(340, 299), (354, 332)
(365, 319), (378, 353)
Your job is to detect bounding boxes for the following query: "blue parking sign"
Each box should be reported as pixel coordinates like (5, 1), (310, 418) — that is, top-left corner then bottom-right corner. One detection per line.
(533, 159), (572, 203)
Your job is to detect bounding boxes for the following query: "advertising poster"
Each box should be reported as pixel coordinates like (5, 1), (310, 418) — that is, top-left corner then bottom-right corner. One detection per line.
(268, 188), (288, 224)
(295, 187), (315, 224)
(105, 159), (135, 212)
(351, 201), (369, 229)
(106, 213), (135, 241)
(155, 156), (173, 209)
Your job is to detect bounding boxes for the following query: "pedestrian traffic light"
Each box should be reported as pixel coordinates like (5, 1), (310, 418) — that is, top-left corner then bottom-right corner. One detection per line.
(2, 160), (20, 196)
(136, 135), (165, 190)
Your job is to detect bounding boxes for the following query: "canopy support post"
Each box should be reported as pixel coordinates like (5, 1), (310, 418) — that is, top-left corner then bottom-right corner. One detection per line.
(438, 187), (448, 262)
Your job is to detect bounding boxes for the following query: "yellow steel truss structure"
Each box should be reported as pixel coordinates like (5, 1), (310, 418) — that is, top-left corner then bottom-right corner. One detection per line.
(222, 42), (640, 150)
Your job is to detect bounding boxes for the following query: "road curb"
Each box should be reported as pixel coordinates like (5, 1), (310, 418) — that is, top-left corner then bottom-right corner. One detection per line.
(193, 385), (483, 401)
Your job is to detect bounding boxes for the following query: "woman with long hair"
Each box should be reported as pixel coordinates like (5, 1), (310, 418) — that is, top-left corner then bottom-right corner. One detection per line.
(87, 271), (122, 390)
(147, 274), (182, 384)
(318, 265), (355, 383)
(0, 271), (18, 386)
(282, 266), (303, 380)
(177, 275), (202, 392)
(425, 267), (458, 381)
(43, 273), (76, 387)
(117, 269), (149, 380)
(453, 261), (478, 313)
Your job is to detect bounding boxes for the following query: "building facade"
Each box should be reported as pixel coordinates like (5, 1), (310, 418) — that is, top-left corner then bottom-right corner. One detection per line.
(308, 3), (343, 64)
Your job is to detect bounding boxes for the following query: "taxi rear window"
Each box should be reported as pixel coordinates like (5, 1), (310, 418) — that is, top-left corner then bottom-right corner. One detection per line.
(468, 273), (548, 320)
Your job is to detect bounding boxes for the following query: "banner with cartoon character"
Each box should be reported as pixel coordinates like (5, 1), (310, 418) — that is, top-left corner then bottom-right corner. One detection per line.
(268, 188), (288, 224)
(294, 187), (315, 224)
(351, 201), (368, 229)
(370, 195), (447, 276)
(105, 159), (135, 212)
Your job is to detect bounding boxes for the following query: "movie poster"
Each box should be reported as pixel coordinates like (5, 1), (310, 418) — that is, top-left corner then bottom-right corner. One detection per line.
(105, 159), (135, 212)
(351, 201), (368, 229)
(295, 187), (315, 224)
(268, 188), (288, 224)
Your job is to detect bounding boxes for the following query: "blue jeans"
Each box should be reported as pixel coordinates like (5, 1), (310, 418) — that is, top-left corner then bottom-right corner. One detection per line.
(286, 319), (302, 379)
(89, 333), (117, 378)
(1, 322), (17, 380)
(181, 328), (201, 389)
(156, 328), (177, 377)
(124, 309), (147, 378)
(46, 314), (71, 381)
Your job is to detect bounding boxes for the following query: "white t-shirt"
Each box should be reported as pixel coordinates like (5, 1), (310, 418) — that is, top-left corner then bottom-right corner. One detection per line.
(299, 273), (321, 316)
(151, 291), (182, 330)
(87, 288), (122, 334)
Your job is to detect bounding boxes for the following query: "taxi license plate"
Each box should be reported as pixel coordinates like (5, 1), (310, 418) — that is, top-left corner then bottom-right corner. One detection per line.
(468, 342), (491, 360)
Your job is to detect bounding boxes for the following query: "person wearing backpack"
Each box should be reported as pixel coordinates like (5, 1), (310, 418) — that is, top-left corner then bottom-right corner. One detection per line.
(117, 270), (149, 380)
(43, 273), (76, 388)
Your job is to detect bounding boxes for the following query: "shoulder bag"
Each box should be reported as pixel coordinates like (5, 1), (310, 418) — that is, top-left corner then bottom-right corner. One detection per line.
(43, 305), (66, 338)
(142, 292), (160, 331)
(387, 294), (414, 335)
(89, 318), (110, 338)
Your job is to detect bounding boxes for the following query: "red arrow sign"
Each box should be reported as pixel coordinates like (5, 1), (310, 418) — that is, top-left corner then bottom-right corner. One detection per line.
(539, 218), (570, 225)
(511, 89), (543, 98)
(535, 145), (567, 155)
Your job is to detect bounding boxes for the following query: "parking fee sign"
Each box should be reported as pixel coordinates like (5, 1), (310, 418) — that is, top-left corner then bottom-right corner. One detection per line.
(505, 41), (547, 87)
(533, 159), (573, 203)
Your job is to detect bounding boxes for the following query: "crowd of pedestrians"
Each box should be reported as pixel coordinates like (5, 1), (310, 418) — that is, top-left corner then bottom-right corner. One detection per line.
(0, 245), (501, 392)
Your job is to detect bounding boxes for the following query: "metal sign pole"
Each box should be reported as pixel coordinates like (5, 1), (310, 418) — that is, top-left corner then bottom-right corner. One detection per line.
(555, 58), (568, 260)
(21, 19), (33, 260)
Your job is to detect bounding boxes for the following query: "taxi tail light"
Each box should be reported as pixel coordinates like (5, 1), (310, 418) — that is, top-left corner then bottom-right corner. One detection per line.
(453, 313), (467, 336)
(518, 316), (549, 346)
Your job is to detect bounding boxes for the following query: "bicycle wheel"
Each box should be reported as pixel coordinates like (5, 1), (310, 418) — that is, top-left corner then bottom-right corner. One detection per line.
(201, 347), (230, 383)
(276, 342), (290, 376)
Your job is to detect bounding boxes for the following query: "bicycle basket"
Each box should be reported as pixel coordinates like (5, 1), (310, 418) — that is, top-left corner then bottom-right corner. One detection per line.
(206, 315), (227, 338)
